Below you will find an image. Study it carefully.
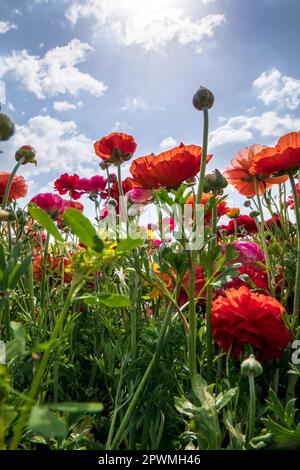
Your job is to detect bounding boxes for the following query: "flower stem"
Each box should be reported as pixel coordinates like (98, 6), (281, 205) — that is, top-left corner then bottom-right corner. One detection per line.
(196, 109), (209, 205)
(254, 176), (273, 294)
(9, 281), (82, 449)
(289, 170), (300, 326)
(248, 375), (256, 442)
(40, 232), (50, 309)
(0, 157), (25, 230)
(108, 299), (175, 449)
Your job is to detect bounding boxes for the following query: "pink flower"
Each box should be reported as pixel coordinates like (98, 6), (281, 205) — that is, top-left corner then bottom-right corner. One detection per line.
(223, 241), (265, 267)
(77, 175), (107, 194)
(30, 193), (64, 219)
(126, 188), (153, 204)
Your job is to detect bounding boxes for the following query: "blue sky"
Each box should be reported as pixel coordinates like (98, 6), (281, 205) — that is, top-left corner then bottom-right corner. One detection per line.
(1, 0), (300, 211)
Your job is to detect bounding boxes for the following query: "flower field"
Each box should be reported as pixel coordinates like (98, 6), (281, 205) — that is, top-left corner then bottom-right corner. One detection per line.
(0, 86), (300, 452)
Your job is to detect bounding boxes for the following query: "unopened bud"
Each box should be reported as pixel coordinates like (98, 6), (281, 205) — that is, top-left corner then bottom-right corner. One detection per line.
(249, 210), (260, 218)
(241, 354), (263, 378)
(203, 169), (228, 193)
(193, 86), (214, 111)
(0, 209), (12, 221)
(15, 145), (37, 165)
(244, 200), (252, 208)
(0, 112), (15, 141)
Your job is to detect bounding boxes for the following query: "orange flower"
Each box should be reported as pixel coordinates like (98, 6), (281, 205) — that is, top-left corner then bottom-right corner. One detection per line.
(33, 254), (72, 284)
(212, 286), (291, 361)
(186, 192), (229, 223)
(94, 132), (137, 164)
(0, 171), (28, 202)
(227, 207), (240, 218)
(249, 132), (300, 176)
(224, 145), (287, 197)
(130, 143), (212, 189)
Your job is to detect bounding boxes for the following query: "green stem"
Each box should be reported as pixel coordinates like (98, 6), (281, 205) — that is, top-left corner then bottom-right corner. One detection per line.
(40, 232), (50, 308)
(289, 171), (300, 326)
(0, 158), (25, 213)
(27, 258), (36, 320)
(188, 253), (196, 378)
(248, 375), (256, 442)
(116, 163), (127, 237)
(196, 109), (209, 205)
(9, 282), (81, 450)
(108, 300), (174, 450)
(254, 177), (273, 294)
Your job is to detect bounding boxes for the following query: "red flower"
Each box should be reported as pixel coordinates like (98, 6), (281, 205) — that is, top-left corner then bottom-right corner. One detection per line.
(30, 193), (64, 220)
(0, 171), (28, 202)
(130, 143), (212, 189)
(54, 173), (82, 200)
(77, 175), (107, 194)
(62, 199), (84, 212)
(212, 286), (291, 361)
(249, 131), (300, 176)
(288, 183), (300, 209)
(219, 215), (258, 235)
(224, 144), (287, 197)
(186, 192), (229, 224)
(94, 132), (137, 164)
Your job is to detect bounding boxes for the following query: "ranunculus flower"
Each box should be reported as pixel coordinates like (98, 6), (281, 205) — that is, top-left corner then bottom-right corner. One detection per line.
(130, 143), (212, 190)
(224, 144), (287, 197)
(219, 215), (258, 235)
(186, 192), (229, 224)
(94, 132), (137, 164)
(0, 171), (28, 202)
(212, 286), (292, 361)
(54, 173), (82, 200)
(249, 131), (300, 176)
(77, 175), (107, 194)
(33, 254), (72, 284)
(126, 188), (153, 204)
(224, 241), (265, 267)
(62, 199), (84, 213)
(30, 193), (64, 220)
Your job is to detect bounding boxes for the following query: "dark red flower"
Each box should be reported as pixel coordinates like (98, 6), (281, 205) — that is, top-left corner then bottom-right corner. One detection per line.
(219, 215), (258, 235)
(212, 286), (291, 361)
(54, 173), (82, 200)
(94, 132), (137, 164)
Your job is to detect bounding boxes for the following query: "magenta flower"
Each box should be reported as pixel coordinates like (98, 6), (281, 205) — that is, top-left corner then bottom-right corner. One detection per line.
(54, 173), (82, 200)
(224, 241), (266, 267)
(77, 175), (107, 194)
(126, 188), (153, 204)
(30, 193), (64, 219)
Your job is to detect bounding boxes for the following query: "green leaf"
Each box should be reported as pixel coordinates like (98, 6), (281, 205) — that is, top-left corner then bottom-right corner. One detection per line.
(28, 406), (67, 439)
(5, 322), (26, 360)
(48, 402), (103, 414)
(215, 388), (238, 412)
(63, 208), (103, 253)
(78, 293), (131, 308)
(28, 203), (63, 242)
(115, 237), (144, 255)
(192, 374), (215, 409)
(8, 254), (32, 289)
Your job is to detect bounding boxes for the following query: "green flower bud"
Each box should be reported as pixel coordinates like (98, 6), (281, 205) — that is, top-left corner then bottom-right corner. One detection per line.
(241, 354), (263, 378)
(249, 210), (260, 218)
(244, 200), (252, 208)
(15, 145), (37, 165)
(0, 112), (15, 141)
(203, 169), (228, 193)
(193, 86), (214, 111)
(0, 209), (14, 221)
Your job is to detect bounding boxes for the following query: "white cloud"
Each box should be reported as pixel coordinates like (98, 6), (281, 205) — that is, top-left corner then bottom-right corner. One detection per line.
(0, 39), (107, 99)
(0, 21), (17, 34)
(159, 136), (177, 150)
(209, 111), (300, 148)
(121, 97), (147, 111)
(1, 115), (97, 180)
(65, 0), (225, 53)
(253, 68), (300, 110)
(113, 121), (133, 132)
(53, 101), (77, 111)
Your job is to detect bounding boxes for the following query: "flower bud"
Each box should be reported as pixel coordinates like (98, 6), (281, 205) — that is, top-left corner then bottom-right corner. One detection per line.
(203, 169), (228, 193)
(100, 161), (110, 170)
(185, 177), (197, 187)
(241, 354), (263, 378)
(15, 145), (37, 165)
(0, 209), (13, 221)
(0, 112), (15, 141)
(249, 210), (260, 218)
(107, 198), (118, 207)
(244, 200), (252, 208)
(193, 86), (214, 111)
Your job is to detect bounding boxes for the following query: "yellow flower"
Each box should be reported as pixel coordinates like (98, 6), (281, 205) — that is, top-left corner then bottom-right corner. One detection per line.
(227, 207), (240, 219)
